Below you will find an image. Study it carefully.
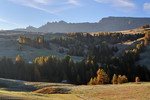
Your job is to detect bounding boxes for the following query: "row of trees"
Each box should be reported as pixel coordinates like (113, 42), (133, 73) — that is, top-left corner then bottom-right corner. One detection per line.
(18, 36), (50, 49)
(88, 69), (109, 85)
(88, 43), (118, 63)
(50, 32), (143, 57)
(88, 69), (128, 85)
(0, 55), (98, 84)
(0, 56), (40, 81)
(112, 74), (128, 84)
(1, 54), (147, 85)
(18, 32), (144, 57)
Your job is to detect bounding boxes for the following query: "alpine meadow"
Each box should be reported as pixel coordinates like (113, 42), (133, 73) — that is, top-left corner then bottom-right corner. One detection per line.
(0, 0), (150, 100)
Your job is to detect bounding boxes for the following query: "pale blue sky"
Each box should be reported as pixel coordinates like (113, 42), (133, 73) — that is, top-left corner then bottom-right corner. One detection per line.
(0, 0), (150, 30)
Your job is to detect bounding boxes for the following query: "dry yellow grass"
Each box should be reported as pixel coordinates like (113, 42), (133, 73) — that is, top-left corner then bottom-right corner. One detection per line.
(0, 79), (150, 100)
(34, 87), (70, 94)
(71, 83), (150, 100)
(31, 82), (150, 100)
(117, 27), (146, 34)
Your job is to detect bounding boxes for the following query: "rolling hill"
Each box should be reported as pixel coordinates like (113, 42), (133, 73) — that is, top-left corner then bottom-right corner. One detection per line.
(0, 78), (149, 100)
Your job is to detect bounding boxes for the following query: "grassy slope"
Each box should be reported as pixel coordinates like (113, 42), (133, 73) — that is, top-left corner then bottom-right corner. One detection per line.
(114, 37), (144, 56)
(0, 78), (150, 100)
(0, 78), (81, 100)
(0, 90), (81, 100)
(0, 36), (83, 62)
(137, 44), (150, 69)
(71, 83), (150, 100)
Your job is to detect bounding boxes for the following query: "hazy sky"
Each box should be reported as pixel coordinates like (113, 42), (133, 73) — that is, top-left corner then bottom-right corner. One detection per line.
(0, 0), (150, 29)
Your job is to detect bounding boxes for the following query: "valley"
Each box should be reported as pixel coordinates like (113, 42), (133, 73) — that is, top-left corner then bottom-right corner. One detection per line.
(1, 0), (150, 99)
(0, 27), (149, 100)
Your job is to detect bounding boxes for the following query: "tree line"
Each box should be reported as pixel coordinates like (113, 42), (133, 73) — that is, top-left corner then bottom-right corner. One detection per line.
(11, 30), (150, 84)
(18, 36), (50, 49)
(97, 31), (150, 82)
(0, 55), (98, 85)
(18, 32), (144, 57)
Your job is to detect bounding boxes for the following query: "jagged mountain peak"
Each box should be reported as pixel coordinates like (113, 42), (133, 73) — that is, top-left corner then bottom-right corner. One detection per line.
(14, 17), (150, 33)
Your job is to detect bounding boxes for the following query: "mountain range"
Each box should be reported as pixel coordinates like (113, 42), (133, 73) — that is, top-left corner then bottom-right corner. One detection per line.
(14, 16), (150, 33)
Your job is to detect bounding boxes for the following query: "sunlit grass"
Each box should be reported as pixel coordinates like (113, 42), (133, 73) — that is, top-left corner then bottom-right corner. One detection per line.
(0, 78), (149, 100)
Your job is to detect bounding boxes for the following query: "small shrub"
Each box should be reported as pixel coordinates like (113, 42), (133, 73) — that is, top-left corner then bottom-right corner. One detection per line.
(117, 75), (128, 84)
(88, 78), (94, 85)
(112, 74), (118, 84)
(121, 75), (128, 83)
(142, 24), (150, 28)
(88, 69), (109, 85)
(135, 77), (140, 83)
(97, 69), (110, 84)
(88, 78), (97, 85)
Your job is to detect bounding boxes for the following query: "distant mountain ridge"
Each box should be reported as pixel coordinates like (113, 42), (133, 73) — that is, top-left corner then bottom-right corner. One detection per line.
(14, 17), (150, 33)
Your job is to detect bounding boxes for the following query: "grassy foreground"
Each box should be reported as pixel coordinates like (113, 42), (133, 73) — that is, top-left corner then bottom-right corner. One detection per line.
(71, 83), (150, 100)
(0, 78), (149, 100)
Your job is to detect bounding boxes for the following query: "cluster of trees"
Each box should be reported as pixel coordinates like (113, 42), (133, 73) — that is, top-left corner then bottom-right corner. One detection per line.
(87, 31), (150, 84)
(88, 69), (109, 85)
(88, 69), (128, 85)
(0, 56), (40, 81)
(142, 24), (150, 28)
(33, 55), (98, 84)
(53, 32), (143, 56)
(67, 46), (84, 56)
(99, 34), (150, 82)
(50, 36), (75, 48)
(18, 36), (50, 49)
(112, 74), (128, 84)
(88, 43), (118, 63)
(12, 31), (150, 84)
(50, 36), (85, 56)
(92, 32), (144, 44)
(66, 32), (144, 45)
(18, 32), (143, 57)
(0, 55), (98, 84)
(144, 31), (150, 42)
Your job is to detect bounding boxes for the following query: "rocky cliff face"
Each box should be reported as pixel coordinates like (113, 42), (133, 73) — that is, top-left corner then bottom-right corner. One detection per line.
(15, 17), (150, 33)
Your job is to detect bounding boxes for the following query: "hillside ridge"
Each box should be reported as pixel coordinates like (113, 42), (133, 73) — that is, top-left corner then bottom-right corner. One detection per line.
(14, 16), (150, 33)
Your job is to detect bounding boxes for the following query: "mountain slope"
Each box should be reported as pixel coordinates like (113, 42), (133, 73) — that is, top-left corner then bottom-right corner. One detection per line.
(15, 17), (150, 33)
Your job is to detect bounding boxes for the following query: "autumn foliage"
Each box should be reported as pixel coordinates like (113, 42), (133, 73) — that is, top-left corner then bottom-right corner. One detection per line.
(117, 75), (128, 84)
(88, 69), (109, 85)
(111, 74), (128, 84)
(135, 77), (140, 83)
(112, 74), (118, 84)
(142, 24), (150, 28)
